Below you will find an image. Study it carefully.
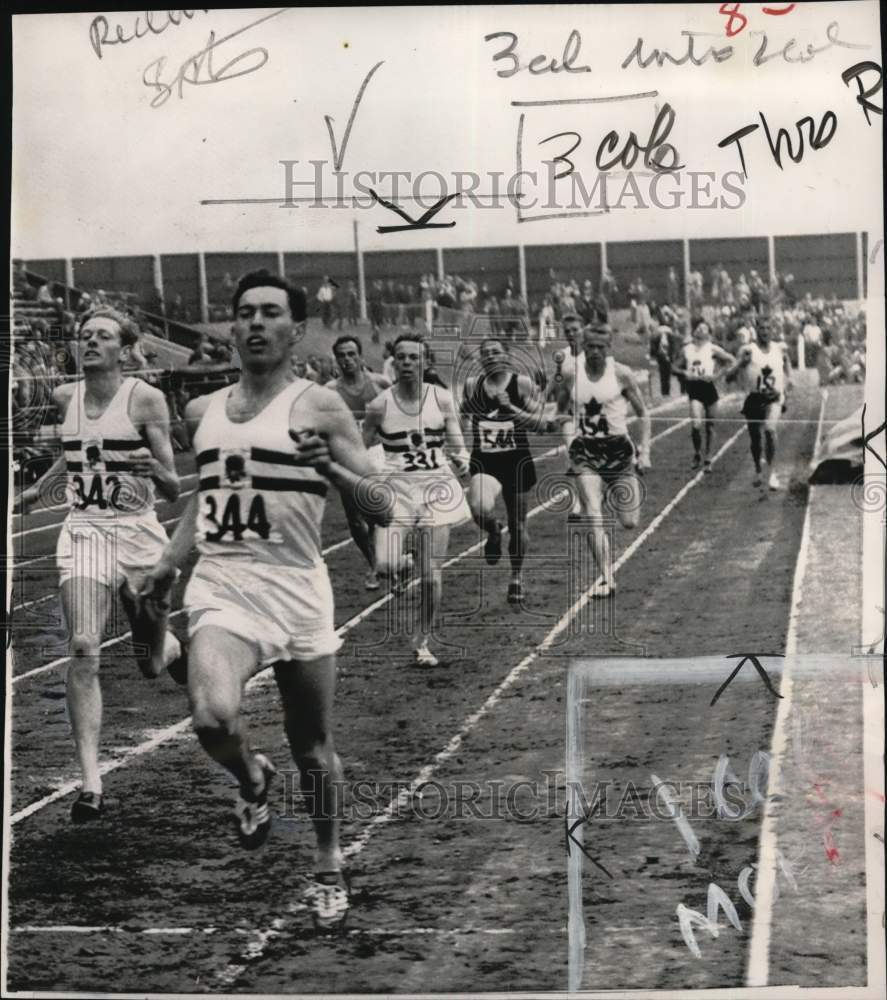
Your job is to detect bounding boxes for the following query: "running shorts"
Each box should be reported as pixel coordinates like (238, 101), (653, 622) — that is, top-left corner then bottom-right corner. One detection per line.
(685, 379), (719, 408)
(742, 391), (782, 422)
(56, 510), (169, 593)
(382, 472), (471, 529)
(469, 450), (537, 495)
(184, 556), (341, 664)
(568, 434), (636, 480)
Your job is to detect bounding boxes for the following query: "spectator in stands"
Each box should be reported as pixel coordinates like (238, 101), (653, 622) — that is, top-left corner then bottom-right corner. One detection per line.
(538, 294), (557, 342)
(666, 266), (680, 307)
(187, 333), (215, 367)
(368, 279), (385, 339)
(422, 343), (447, 388)
(345, 280), (360, 327)
(650, 323), (678, 398)
(600, 268), (618, 308)
(317, 276), (338, 329)
(36, 281), (55, 306)
(800, 313), (822, 370)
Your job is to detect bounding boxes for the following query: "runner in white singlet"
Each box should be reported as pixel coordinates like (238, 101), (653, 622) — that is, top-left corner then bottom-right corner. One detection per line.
(142, 272), (392, 928)
(363, 334), (471, 667)
(14, 308), (183, 824)
(726, 317), (792, 491)
(555, 325), (652, 599)
(673, 321), (735, 472)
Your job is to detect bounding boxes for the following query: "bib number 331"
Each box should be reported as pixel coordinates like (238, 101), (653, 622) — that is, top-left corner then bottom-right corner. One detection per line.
(202, 493), (271, 542)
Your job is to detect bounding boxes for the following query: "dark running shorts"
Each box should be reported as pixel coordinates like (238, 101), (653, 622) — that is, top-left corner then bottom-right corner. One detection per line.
(685, 379), (719, 408)
(469, 451), (537, 495)
(741, 390), (781, 422)
(568, 434), (636, 480)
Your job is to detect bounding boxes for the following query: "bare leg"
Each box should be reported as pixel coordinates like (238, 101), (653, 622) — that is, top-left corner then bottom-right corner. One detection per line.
(274, 656), (343, 873)
(573, 472), (611, 586)
(60, 577), (114, 795)
(188, 625), (265, 798)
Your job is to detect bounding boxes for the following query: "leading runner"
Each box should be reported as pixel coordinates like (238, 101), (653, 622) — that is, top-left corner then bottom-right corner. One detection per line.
(143, 271), (392, 929)
(555, 325), (651, 598)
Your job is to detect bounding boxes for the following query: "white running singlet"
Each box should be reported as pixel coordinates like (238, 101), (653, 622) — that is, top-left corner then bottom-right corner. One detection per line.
(742, 342), (786, 396)
(192, 379), (328, 569)
(60, 376), (155, 517)
(573, 356), (629, 439)
(683, 342), (716, 379)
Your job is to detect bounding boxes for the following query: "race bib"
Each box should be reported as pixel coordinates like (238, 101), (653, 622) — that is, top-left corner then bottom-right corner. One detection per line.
(198, 488), (282, 544)
(478, 419), (517, 453)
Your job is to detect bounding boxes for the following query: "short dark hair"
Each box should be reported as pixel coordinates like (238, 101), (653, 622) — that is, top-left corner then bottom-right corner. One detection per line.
(231, 270), (306, 322)
(332, 335), (362, 356)
(393, 332), (425, 353)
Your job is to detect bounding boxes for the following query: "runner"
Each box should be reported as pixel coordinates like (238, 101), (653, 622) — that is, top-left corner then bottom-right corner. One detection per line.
(326, 334), (391, 590)
(142, 271), (392, 929)
(363, 334), (472, 667)
(728, 316), (792, 491)
(674, 320), (736, 472)
(14, 308), (185, 824)
(459, 337), (542, 604)
(546, 312), (584, 450)
(555, 325), (652, 599)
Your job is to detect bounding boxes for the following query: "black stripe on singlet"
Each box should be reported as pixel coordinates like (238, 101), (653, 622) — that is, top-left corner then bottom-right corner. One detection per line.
(250, 477), (328, 496)
(66, 462), (83, 472)
(379, 428), (409, 441)
(250, 447), (304, 467)
(198, 475), (328, 496)
(62, 438), (143, 451)
(196, 449), (219, 467)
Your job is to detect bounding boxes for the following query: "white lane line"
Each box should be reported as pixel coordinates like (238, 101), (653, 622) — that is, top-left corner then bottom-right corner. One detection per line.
(11, 924), (570, 938)
(10, 401), (692, 814)
(218, 425), (745, 986)
(12, 475), (199, 539)
(745, 387), (827, 989)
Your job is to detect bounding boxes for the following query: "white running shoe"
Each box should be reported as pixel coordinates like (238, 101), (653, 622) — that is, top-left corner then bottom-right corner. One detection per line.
(303, 872), (350, 931)
(590, 580), (615, 600)
(364, 570), (380, 591)
(414, 644), (439, 667)
(768, 472), (780, 491)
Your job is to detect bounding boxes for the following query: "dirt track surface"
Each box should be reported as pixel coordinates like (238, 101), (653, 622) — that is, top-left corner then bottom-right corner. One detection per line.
(6, 374), (869, 993)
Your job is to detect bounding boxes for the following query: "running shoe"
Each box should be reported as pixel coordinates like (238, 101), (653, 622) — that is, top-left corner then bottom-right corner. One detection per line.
(166, 639), (189, 687)
(590, 580), (615, 600)
(768, 472), (781, 491)
(414, 644), (439, 667)
(392, 553), (414, 594)
(71, 791), (103, 824)
(364, 570), (380, 591)
(484, 521), (504, 565)
(691, 453), (702, 470)
(303, 871), (350, 931)
(703, 459), (713, 474)
(752, 471), (763, 488)
(234, 752), (276, 850)
(507, 581), (525, 604)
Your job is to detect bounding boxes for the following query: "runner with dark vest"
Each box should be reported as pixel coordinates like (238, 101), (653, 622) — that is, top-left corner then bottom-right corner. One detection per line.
(460, 337), (542, 604)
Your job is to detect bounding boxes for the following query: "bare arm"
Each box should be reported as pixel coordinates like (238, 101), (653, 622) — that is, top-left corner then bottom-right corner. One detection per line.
(16, 384), (74, 513)
(619, 367), (651, 467)
(15, 453), (66, 514)
(296, 388), (395, 524)
(131, 383), (180, 502)
(436, 389), (470, 476)
(362, 394), (384, 449)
